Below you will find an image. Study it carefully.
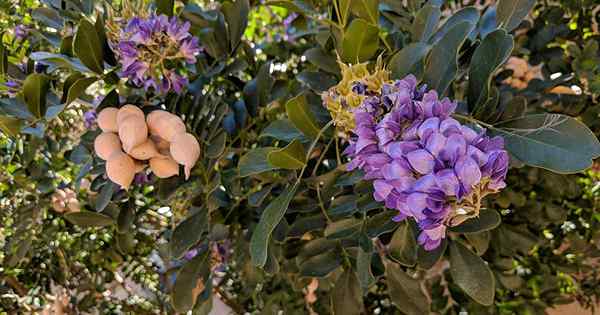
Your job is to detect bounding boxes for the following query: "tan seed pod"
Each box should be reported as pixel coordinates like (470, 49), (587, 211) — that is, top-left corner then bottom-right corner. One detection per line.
(118, 115), (148, 152)
(146, 110), (172, 129)
(549, 85), (576, 95)
(97, 107), (119, 132)
(106, 151), (136, 189)
(149, 156), (179, 178)
(128, 139), (161, 160)
(66, 198), (81, 213)
(117, 104), (145, 126)
(147, 112), (186, 141)
(134, 161), (147, 173)
(150, 134), (171, 151)
(94, 132), (122, 160)
(506, 57), (528, 78)
(170, 132), (200, 179)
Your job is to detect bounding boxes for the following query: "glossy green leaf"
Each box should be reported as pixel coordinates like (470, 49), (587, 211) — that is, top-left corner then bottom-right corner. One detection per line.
(74, 19), (104, 74)
(0, 116), (23, 137)
(264, 0), (316, 16)
(95, 182), (116, 212)
(488, 114), (600, 173)
(299, 249), (343, 277)
(325, 218), (361, 239)
(389, 42), (430, 80)
(411, 4), (441, 42)
(430, 7), (479, 44)
(332, 269), (364, 315)
(222, 0), (249, 52)
(250, 184), (297, 267)
(350, 0), (379, 25)
(172, 251), (210, 313)
(238, 147), (277, 177)
(423, 21), (475, 95)
(386, 263), (430, 315)
(496, 0), (535, 32)
(0, 39), (7, 75)
(465, 231), (491, 255)
(170, 209), (209, 259)
(449, 241), (495, 305)
(296, 71), (337, 92)
(449, 209), (502, 233)
(468, 29), (513, 113)
(303, 48), (339, 74)
(260, 119), (305, 142)
(22, 73), (51, 118)
(285, 94), (320, 139)
(32, 7), (63, 29)
(30, 52), (91, 73)
(156, 0), (175, 16)
(267, 139), (306, 169)
(389, 220), (417, 266)
(66, 77), (97, 106)
(357, 247), (375, 291)
(417, 238), (447, 269)
(206, 131), (227, 159)
(340, 18), (379, 63)
(64, 211), (114, 227)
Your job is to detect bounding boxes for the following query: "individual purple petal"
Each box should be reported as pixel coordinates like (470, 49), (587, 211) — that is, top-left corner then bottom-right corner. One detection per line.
(417, 117), (440, 139)
(406, 149), (435, 174)
(455, 156), (482, 192)
(434, 169), (460, 196)
(425, 132), (446, 157)
(440, 133), (467, 163)
(373, 180), (394, 201)
(382, 159), (413, 180)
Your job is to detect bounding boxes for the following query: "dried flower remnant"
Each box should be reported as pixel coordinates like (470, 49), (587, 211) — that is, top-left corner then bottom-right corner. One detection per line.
(343, 75), (509, 250)
(115, 14), (201, 94)
(322, 58), (390, 135)
(503, 57), (543, 89)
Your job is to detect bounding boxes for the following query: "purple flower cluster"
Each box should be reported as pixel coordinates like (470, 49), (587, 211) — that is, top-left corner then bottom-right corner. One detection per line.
(83, 110), (97, 128)
(344, 75), (509, 250)
(3, 80), (20, 97)
(116, 14), (201, 94)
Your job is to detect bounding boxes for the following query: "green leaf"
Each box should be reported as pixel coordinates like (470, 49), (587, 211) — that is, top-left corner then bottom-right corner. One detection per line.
(285, 94), (321, 139)
(250, 184), (297, 267)
(357, 247), (375, 291)
(449, 241), (495, 305)
(496, 0), (535, 32)
(449, 209), (502, 233)
(389, 220), (417, 266)
(331, 269), (364, 315)
(430, 7), (479, 44)
(74, 19), (104, 74)
(0, 39), (7, 75)
(303, 48), (339, 74)
(386, 263), (430, 315)
(488, 114), (600, 173)
(66, 77), (97, 106)
(296, 71), (337, 93)
(340, 18), (380, 63)
(468, 29), (513, 113)
(238, 147), (277, 177)
(32, 7), (63, 29)
(22, 73), (51, 118)
(423, 21), (475, 95)
(156, 0), (175, 16)
(350, 0), (379, 25)
(260, 119), (305, 142)
(267, 139), (306, 169)
(411, 4), (441, 42)
(389, 42), (430, 80)
(299, 249), (343, 277)
(172, 251), (210, 313)
(222, 0), (249, 52)
(170, 209), (209, 259)
(465, 231), (490, 255)
(264, 0), (316, 16)
(417, 238), (447, 269)
(95, 182), (116, 212)
(30, 52), (91, 73)
(325, 218), (361, 239)
(206, 131), (227, 158)
(64, 211), (114, 227)
(117, 204), (136, 233)
(0, 116), (23, 137)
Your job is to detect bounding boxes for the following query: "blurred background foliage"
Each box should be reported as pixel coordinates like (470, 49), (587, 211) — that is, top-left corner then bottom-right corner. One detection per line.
(1, 0), (600, 314)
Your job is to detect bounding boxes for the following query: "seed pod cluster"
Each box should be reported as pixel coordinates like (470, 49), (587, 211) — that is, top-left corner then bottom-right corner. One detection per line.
(93, 106), (200, 189)
(503, 57), (543, 89)
(51, 188), (81, 213)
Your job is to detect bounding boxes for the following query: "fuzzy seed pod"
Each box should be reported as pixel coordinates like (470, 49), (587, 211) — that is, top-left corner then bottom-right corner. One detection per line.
(170, 132), (200, 179)
(506, 57), (528, 78)
(117, 104), (145, 126)
(147, 111), (186, 141)
(106, 151), (136, 189)
(149, 156), (179, 178)
(97, 107), (119, 132)
(118, 115), (148, 152)
(134, 161), (147, 173)
(128, 138), (161, 160)
(150, 134), (171, 151)
(94, 132), (122, 160)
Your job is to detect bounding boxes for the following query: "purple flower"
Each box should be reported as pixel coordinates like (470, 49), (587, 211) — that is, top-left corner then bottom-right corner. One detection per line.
(184, 248), (198, 260)
(115, 14), (201, 94)
(3, 80), (20, 97)
(83, 110), (97, 128)
(342, 75), (510, 251)
(14, 24), (28, 41)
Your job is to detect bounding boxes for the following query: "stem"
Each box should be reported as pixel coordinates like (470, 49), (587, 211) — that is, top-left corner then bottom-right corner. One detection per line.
(451, 113), (494, 129)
